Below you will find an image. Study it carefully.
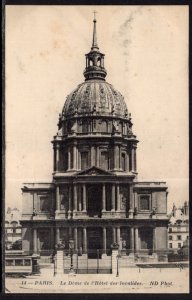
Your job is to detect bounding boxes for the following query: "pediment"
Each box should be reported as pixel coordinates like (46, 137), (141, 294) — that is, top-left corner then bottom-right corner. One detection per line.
(76, 166), (114, 176)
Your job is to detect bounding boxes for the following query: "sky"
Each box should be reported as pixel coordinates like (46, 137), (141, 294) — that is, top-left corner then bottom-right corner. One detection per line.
(5, 5), (189, 213)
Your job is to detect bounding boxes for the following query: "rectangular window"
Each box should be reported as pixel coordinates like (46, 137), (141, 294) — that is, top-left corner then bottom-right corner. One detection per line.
(139, 195), (150, 211)
(168, 228), (172, 233)
(169, 235), (172, 240)
(63, 152), (68, 171)
(121, 153), (126, 171)
(5, 260), (14, 266)
(15, 259), (23, 266)
(24, 259), (31, 266)
(40, 196), (51, 212)
(100, 151), (109, 170)
(169, 243), (172, 248)
(82, 120), (89, 133)
(81, 152), (89, 170)
(178, 243), (182, 248)
(177, 235), (182, 240)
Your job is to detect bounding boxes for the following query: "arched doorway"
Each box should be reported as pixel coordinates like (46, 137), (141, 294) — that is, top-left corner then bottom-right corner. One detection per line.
(87, 185), (102, 217)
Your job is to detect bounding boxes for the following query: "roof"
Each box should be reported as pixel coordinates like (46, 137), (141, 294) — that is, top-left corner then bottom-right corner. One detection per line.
(62, 80), (129, 119)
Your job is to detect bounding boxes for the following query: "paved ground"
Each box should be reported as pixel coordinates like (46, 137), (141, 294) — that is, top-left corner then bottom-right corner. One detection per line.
(5, 266), (189, 294)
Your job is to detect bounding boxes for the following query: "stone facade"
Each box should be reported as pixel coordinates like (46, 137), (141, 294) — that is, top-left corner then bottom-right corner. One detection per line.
(168, 202), (189, 252)
(5, 207), (22, 250)
(21, 17), (169, 262)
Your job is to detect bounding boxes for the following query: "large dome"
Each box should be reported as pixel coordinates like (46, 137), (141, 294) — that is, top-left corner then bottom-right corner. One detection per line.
(62, 80), (128, 119)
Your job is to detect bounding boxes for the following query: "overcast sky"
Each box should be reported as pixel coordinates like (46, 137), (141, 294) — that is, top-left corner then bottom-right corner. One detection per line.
(5, 5), (188, 213)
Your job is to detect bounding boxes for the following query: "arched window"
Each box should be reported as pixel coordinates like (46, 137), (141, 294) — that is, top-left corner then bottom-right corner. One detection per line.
(121, 153), (126, 171)
(89, 59), (93, 66)
(82, 120), (89, 133)
(97, 58), (101, 66)
(101, 120), (108, 133)
(100, 151), (110, 170)
(81, 152), (89, 170)
(119, 122), (123, 133)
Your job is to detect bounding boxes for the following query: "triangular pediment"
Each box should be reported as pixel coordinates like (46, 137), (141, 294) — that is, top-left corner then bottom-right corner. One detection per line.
(76, 166), (114, 176)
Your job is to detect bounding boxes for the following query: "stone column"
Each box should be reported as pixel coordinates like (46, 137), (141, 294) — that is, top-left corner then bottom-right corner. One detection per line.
(73, 145), (77, 170)
(129, 184), (134, 218)
(68, 185), (71, 218)
(130, 227), (134, 253)
(134, 227), (139, 254)
(114, 145), (119, 170)
(78, 186), (82, 211)
(119, 146), (121, 170)
(56, 250), (64, 275)
(102, 184), (106, 211)
(112, 227), (116, 243)
(117, 227), (121, 246)
(131, 148), (135, 171)
(153, 227), (156, 253)
(126, 153), (129, 171)
(56, 228), (60, 244)
(83, 227), (87, 254)
(116, 184), (120, 211)
(73, 184), (77, 212)
(68, 148), (71, 170)
(68, 227), (72, 239)
(53, 147), (56, 172)
(111, 184), (116, 211)
(33, 228), (37, 253)
(96, 147), (100, 167)
(55, 144), (60, 172)
(83, 184), (87, 211)
(74, 227), (78, 252)
(134, 149), (137, 171)
(111, 247), (119, 275)
(102, 227), (107, 254)
(50, 227), (54, 250)
(91, 146), (95, 166)
(56, 186), (60, 211)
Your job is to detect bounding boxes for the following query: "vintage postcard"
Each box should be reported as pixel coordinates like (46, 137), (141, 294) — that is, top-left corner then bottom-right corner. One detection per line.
(4, 5), (189, 294)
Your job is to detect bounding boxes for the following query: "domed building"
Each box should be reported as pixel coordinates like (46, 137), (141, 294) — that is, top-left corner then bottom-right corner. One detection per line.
(21, 17), (169, 267)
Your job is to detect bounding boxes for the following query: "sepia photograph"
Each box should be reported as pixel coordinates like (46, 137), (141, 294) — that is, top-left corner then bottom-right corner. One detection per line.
(4, 5), (189, 294)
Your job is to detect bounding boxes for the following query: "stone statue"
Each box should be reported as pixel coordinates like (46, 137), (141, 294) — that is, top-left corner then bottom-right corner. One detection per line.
(55, 239), (65, 250)
(32, 209), (37, 216)
(122, 240), (126, 249)
(152, 207), (157, 215)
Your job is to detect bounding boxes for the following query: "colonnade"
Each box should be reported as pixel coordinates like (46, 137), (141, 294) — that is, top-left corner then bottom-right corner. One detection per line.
(32, 226), (157, 254)
(53, 143), (137, 172)
(56, 182), (134, 215)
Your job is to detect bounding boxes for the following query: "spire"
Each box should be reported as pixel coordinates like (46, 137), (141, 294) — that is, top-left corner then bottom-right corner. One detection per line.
(83, 13), (107, 81)
(91, 11), (99, 51)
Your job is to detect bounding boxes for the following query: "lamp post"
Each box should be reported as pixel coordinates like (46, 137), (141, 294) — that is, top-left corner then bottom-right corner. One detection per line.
(69, 238), (75, 274)
(116, 254), (120, 277)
